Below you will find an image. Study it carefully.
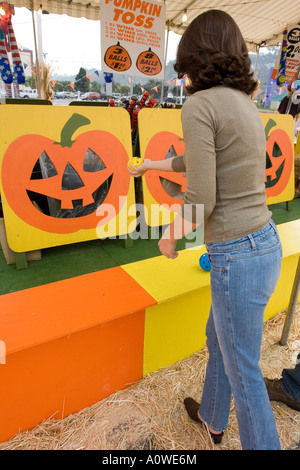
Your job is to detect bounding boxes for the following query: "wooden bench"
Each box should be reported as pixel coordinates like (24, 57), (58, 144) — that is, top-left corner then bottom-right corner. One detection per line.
(0, 219), (299, 443)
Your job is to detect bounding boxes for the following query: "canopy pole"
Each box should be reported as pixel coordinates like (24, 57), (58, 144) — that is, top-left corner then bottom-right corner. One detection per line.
(31, 0), (41, 98)
(160, 19), (169, 105)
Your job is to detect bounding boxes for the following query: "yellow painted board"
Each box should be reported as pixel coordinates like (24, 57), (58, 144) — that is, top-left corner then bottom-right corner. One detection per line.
(138, 110), (295, 226)
(138, 108), (185, 227)
(295, 133), (300, 155)
(143, 286), (211, 375)
(277, 219), (300, 257)
(260, 113), (295, 205)
(264, 253), (300, 321)
(122, 244), (208, 303)
(0, 106), (136, 252)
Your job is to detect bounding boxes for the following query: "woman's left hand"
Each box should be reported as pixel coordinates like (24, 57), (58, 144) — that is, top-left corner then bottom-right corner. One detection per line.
(158, 237), (178, 259)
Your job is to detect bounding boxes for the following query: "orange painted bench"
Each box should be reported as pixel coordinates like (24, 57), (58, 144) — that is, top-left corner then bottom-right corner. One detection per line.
(0, 267), (156, 443)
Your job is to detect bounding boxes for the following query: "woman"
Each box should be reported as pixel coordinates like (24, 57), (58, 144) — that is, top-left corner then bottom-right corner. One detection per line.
(128, 10), (282, 450)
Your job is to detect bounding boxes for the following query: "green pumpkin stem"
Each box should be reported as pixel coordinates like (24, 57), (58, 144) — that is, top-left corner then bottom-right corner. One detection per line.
(264, 118), (276, 140)
(55, 113), (91, 148)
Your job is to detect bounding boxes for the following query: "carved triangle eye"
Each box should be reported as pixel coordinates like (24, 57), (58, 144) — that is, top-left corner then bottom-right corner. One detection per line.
(83, 147), (106, 172)
(165, 145), (177, 159)
(272, 142), (282, 158)
(31, 151), (58, 180)
(62, 163), (84, 190)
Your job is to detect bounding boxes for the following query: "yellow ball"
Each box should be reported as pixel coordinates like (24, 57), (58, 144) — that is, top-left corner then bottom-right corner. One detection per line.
(127, 157), (144, 168)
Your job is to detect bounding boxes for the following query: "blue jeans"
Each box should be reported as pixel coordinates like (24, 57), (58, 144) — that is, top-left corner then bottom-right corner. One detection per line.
(281, 355), (300, 401)
(200, 219), (282, 450)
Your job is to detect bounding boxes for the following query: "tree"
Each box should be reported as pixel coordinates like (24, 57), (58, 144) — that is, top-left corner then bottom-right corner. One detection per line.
(133, 83), (141, 95)
(53, 81), (73, 92)
(120, 85), (130, 95)
(75, 67), (90, 93)
(90, 81), (101, 93)
(25, 76), (36, 89)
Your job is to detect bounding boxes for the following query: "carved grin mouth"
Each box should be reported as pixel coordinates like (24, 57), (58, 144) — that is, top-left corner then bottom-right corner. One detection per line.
(265, 161), (284, 188)
(159, 176), (185, 200)
(27, 176), (112, 218)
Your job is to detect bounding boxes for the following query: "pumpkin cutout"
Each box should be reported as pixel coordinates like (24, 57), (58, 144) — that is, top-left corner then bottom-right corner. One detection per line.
(104, 42), (132, 72)
(136, 48), (162, 76)
(264, 118), (293, 198)
(1, 113), (131, 234)
(144, 131), (186, 207)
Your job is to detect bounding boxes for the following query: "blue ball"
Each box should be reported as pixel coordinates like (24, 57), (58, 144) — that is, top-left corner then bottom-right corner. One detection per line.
(199, 253), (211, 271)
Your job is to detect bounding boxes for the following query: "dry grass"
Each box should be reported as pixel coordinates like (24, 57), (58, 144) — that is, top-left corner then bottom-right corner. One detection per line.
(0, 303), (299, 451)
(33, 61), (55, 101)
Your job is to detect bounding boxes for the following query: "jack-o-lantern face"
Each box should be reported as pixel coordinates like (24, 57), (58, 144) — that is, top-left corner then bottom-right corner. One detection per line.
(1, 113), (130, 234)
(104, 42), (132, 72)
(144, 131), (186, 206)
(136, 48), (162, 76)
(264, 118), (293, 198)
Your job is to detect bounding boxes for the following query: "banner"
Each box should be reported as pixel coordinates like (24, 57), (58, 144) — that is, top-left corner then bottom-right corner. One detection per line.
(100, 0), (166, 79)
(273, 25), (300, 84)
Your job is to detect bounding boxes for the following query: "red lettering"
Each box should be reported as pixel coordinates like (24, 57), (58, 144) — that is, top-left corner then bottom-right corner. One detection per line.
(113, 8), (123, 21)
(134, 14), (144, 27)
(144, 17), (154, 29)
(122, 11), (135, 23)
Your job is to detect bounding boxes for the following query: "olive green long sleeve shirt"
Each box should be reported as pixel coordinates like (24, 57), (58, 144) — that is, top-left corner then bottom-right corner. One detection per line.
(172, 86), (271, 242)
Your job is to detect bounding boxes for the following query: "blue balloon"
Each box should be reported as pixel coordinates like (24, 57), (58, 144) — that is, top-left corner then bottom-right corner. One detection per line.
(104, 72), (113, 83)
(199, 253), (211, 271)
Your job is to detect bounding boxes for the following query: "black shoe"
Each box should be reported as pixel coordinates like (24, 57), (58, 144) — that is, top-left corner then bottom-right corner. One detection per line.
(264, 378), (300, 412)
(184, 397), (224, 444)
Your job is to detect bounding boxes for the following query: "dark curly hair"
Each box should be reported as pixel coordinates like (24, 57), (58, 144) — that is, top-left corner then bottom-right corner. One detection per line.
(174, 10), (258, 96)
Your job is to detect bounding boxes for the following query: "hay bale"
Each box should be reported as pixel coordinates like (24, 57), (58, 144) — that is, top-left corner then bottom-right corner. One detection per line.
(0, 303), (299, 450)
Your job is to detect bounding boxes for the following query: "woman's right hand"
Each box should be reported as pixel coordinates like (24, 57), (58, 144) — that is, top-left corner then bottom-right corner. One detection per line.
(127, 158), (151, 177)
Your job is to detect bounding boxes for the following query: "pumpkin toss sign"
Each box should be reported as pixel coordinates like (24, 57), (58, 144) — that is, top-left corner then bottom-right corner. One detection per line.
(100, 0), (165, 79)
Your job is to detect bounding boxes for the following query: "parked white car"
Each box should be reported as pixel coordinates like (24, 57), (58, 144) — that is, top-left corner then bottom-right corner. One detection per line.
(19, 88), (37, 99)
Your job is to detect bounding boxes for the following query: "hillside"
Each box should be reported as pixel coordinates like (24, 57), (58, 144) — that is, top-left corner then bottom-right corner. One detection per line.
(53, 47), (279, 96)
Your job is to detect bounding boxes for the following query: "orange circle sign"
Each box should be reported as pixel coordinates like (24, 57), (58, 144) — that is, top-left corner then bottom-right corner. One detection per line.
(136, 48), (162, 76)
(104, 42), (132, 72)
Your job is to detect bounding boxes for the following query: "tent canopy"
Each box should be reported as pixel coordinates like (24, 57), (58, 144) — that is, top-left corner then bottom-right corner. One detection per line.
(8, 0), (300, 51)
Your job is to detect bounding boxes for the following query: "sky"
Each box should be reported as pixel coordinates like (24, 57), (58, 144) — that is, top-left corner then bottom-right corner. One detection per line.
(12, 7), (181, 77)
